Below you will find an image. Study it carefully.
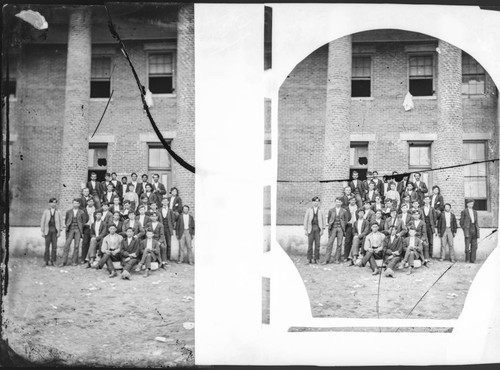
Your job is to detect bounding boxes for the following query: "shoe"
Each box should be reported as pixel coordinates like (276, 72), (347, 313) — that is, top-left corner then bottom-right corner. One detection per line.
(313, 260), (318, 264)
(56, 263), (66, 267)
(407, 267), (413, 275)
(305, 260), (311, 265)
(177, 260), (182, 264)
(85, 263), (92, 269)
(49, 261), (54, 266)
(385, 268), (394, 278)
(109, 271), (117, 278)
(333, 260), (340, 264)
(320, 261), (327, 265)
(347, 260), (354, 267)
(45, 261), (49, 266)
(161, 263), (168, 270)
(371, 270), (380, 275)
(121, 270), (130, 280)
(354, 260), (362, 267)
(144, 269), (150, 278)
(439, 258), (444, 262)
(189, 262), (194, 265)
(71, 262), (77, 266)
(450, 259), (456, 263)
(134, 264), (143, 272)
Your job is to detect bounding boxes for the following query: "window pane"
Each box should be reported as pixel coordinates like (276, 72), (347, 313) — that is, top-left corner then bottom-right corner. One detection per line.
(149, 76), (173, 94)
(149, 147), (171, 169)
(351, 80), (371, 97)
(409, 79), (433, 96)
(90, 81), (111, 98)
(409, 145), (430, 167)
(88, 149), (95, 167)
(149, 54), (173, 75)
(352, 57), (371, 78)
(91, 57), (111, 79)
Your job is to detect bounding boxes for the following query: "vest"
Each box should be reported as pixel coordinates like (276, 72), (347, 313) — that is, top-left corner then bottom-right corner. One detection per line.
(311, 209), (319, 226)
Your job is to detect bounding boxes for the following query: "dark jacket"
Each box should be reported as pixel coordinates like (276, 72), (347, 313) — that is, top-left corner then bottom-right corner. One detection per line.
(65, 208), (86, 235)
(460, 208), (480, 239)
(90, 220), (108, 242)
(120, 237), (141, 259)
(140, 238), (160, 258)
(159, 207), (174, 235)
(176, 213), (195, 239)
(419, 205), (438, 229)
(437, 211), (458, 238)
(144, 221), (166, 244)
(352, 218), (370, 239)
(87, 180), (103, 199)
(348, 179), (365, 196)
(121, 219), (145, 240)
(431, 194), (445, 213)
(327, 207), (349, 232)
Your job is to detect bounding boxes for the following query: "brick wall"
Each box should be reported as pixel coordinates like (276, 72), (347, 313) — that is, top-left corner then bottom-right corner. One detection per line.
(277, 45), (328, 224)
(9, 6), (195, 226)
(277, 32), (498, 226)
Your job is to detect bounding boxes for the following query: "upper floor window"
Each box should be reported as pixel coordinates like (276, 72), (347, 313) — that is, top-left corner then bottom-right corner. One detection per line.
(148, 53), (174, 94)
(351, 56), (372, 97)
(409, 55), (434, 96)
(91, 56), (112, 98)
(462, 53), (485, 95)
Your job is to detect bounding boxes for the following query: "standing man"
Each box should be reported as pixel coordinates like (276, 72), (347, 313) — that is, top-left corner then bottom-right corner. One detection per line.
(344, 196), (358, 262)
(303, 196), (325, 265)
(348, 171), (365, 208)
(59, 198), (85, 266)
(420, 195), (438, 259)
(460, 199), (480, 263)
(160, 196), (175, 261)
(151, 173), (167, 208)
(79, 187), (92, 210)
(110, 172), (123, 200)
(176, 205), (195, 265)
(168, 187), (183, 223)
(96, 224), (123, 278)
(139, 174), (150, 197)
(412, 172), (428, 206)
(348, 208), (371, 265)
(323, 197), (349, 264)
(129, 172), (140, 195)
(371, 171), (384, 196)
(437, 203), (457, 262)
(85, 209), (108, 268)
(40, 198), (64, 266)
(87, 172), (103, 205)
(81, 197), (96, 263)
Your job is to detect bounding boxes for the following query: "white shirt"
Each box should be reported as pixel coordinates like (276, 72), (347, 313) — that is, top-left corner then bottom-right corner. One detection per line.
(390, 235), (395, 244)
(468, 208), (475, 223)
(153, 182), (159, 190)
(50, 209), (55, 216)
(408, 236), (415, 248)
(401, 213), (407, 225)
(183, 214), (190, 230)
(127, 237), (133, 245)
(431, 195), (436, 207)
(162, 208), (168, 218)
(131, 181), (137, 190)
(138, 215), (146, 226)
(94, 220), (101, 236)
(102, 210), (109, 220)
(73, 209), (78, 217)
(414, 220), (420, 228)
(169, 197), (175, 210)
(335, 207), (340, 216)
(312, 207), (318, 214)
(357, 219), (364, 233)
(445, 212), (451, 227)
(348, 205), (357, 224)
(384, 183), (389, 193)
(415, 181), (420, 189)
(129, 219), (135, 228)
(368, 190), (374, 199)
(151, 221), (158, 230)
(146, 239), (153, 250)
(363, 210), (370, 220)
(86, 206), (95, 225)
(424, 206), (429, 216)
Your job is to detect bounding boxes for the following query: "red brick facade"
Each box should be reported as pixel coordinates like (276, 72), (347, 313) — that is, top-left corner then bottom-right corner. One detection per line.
(7, 5), (195, 226)
(277, 30), (498, 227)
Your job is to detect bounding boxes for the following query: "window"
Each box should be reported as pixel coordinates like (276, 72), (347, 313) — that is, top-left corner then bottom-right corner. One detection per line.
(88, 144), (108, 181)
(463, 141), (487, 211)
(409, 55), (434, 96)
(2, 55), (17, 98)
(352, 56), (371, 97)
(148, 143), (172, 190)
(462, 53), (485, 95)
(91, 56), (111, 98)
(148, 53), (174, 94)
(350, 142), (368, 180)
(408, 142), (432, 186)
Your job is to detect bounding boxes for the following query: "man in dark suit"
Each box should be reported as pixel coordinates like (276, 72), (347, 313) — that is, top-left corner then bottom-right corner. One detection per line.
(81, 197), (96, 263)
(460, 199), (480, 263)
(371, 171), (384, 196)
(384, 208), (405, 238)
(349, 170), (365, 208)
(85, 209), (109, 267)
(101, 182), (118, 206)
(340, 186), (353, 208)
(344, 196), (358, 261)
(176, 205), (195, 264)
(401, 226), (425, 275)
(144, 212), (167, 268)
(138, 174), (150, 197)
(79, 187), (92, 210)
(87, 172), (103, 204)
(430, 185), (445, 215)
(383, 226), (403, 277)
(151, 173), (167, 207)
(129, 172), (141, 196)
(437, 203), (457, 262)
(160, 196), (175, 261)
(59, 198), (86, 266)
(120, 227), (142, 280)
(121, 211), (145, 240)
(323, 197), (349, 264)
(136, 228), (161, 277)
(396, 175), (410, 197)
(348, 208), (371, 265)
(412, 172), (428, 206)
(110, 172), (123, 200)
(101, 172), (113, 195)
(420, 195), (438, 259)
(168, 187), (183, 223)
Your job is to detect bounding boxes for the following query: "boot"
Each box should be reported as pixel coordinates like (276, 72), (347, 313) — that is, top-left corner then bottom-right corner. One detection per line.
(143, 268), (150, 278)
(135, 263), (143, 272)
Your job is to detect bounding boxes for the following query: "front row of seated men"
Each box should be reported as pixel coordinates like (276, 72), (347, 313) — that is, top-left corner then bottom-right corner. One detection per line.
(88, 224), (161, 279)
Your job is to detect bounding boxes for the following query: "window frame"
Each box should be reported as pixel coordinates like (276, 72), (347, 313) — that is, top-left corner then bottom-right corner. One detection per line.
(147, 141), (173, 191)
(461, 52), (486, 96)
(88, 143), (108, 171)
(407, 53), (435, 97)
(463, 140), (488, 211)
(146, 51), (176, 96)
(90, 55), (113, 99)
(351, 55), (373, 98)
(350, 141), (369, 171)
(408, 141), (433, 188)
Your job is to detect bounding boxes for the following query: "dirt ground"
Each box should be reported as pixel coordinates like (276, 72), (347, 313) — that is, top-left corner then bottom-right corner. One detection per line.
(289, 254), (483, 320)
(2, 256), (194, 367)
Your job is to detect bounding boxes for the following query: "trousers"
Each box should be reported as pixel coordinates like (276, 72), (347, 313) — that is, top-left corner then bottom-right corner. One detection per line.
(325, 226), (344, 262)
(62, 228), (81, 264)
(178, 232), (194, 263)
(464, 226), (478, 263)
(440, 227), (455, 261)
(44, 228), (58, 263)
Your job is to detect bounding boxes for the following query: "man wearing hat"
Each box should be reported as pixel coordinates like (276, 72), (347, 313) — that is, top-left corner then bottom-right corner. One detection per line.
(357, 222), (386, 275)
(323, 197), (349, 264)
(40, 198), (64, 266)
(460, 199), (480, 263)
(303, 196), (325, 265)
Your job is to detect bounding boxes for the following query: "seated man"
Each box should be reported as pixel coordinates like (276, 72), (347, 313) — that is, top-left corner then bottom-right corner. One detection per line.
(96, 224), (123, 278)
(85, 209), (108, 268)
(383, 225), (403, 278)
(120, 227), (141, 280)
(401, 226), (425, 275)
(135, 228), (161, 278)
(145, 212), (167, 269)
(358, 222), (386, 275)
(408, 209), (429, 266)
(121, 211), (144, 240)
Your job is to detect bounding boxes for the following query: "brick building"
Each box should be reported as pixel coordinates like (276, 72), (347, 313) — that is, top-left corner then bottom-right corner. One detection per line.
(3, 3), (195, 227)
(277, 29), (498, 227)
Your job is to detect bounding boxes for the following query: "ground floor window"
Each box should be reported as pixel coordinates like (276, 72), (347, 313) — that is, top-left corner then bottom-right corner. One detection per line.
(463, 141), (488, 210)
(408, 142), (432, 187)
(148, 143), (172, 191)
(88, 143), (108, 181)
(349, 142), (368, 180)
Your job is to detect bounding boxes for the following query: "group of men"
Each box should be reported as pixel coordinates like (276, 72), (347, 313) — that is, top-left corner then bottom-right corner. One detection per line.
(40, 172), (195, 279)
(303, 170), (481, 277)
